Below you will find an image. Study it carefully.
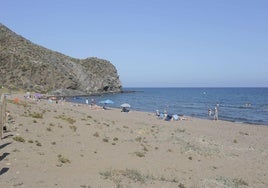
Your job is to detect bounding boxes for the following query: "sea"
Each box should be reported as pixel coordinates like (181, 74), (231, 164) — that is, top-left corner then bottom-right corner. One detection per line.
(68, 88), (268, 125)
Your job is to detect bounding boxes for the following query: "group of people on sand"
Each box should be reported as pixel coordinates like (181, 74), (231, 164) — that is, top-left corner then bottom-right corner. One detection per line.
(155, 110), (187, 121)
(24, 92), (67, 104)
(155, 103), (220, 122)
(208, 104), (219, 120)
(85, 98), (112, 110)
(85, 98), (103, 110)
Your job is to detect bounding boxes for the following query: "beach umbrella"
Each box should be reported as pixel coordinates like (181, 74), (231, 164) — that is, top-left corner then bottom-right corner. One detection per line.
(120, 103), (131, 108)
(99, 99), (114, 104)
(34, 93), (42, 99)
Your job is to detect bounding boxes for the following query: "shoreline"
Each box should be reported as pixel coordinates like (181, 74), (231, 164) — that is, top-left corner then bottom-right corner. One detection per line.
(1, 94), (268, 187)
(67, 98), (268, 127)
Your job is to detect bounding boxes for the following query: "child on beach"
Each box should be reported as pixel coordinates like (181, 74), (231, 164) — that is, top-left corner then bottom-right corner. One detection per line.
(208, 109), (212, 117)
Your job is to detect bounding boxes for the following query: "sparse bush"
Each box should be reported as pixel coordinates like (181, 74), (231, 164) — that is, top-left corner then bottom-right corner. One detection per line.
(134, 151), (145, 157)
(142, 144), (148, 152)
(233, 178), (249, 186)
(100, 170), (112, 179)
(13, 136), (25, 142)
(58, 154), (70, 164)
(35, 140), (42, 146)
(30, 112), (43, 118)
(93, 132), (99, 137)
(100, 168), (146, 184)
(124, 169), (146, 183)
(69, 125), (77, 132)
(55, 115), (76, 124)
(103, 138), (109, 142)
(135, 136), (142, 142)
(103, 122), (110, 127)
(178, 183), (186, 188)
(167, 149), (172, 152)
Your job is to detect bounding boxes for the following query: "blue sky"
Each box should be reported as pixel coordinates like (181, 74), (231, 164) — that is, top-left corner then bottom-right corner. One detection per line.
(1, 0), (268, 87)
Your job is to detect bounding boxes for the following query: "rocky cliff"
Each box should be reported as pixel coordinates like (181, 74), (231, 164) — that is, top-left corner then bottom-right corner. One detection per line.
(0, 23), (122, 96)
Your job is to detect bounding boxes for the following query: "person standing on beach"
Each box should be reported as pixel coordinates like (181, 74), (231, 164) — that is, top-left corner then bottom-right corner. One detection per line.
(208, 109), (212, 117)
(214, 107), (218, 120)
(90, 98), (95, 109)
(86, 98), (89, 105)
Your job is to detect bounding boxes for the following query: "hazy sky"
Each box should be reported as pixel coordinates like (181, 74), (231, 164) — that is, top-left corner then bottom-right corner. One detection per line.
(1, 0), (268, 87)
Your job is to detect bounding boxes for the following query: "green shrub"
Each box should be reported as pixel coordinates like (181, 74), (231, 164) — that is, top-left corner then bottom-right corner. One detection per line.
(13, 136), (25, 142)
(30, 112), (43, 118)
(58, 154), (70, 164)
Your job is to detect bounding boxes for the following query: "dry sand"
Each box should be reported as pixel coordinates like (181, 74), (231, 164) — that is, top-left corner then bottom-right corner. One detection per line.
(0, 94), (268, 188)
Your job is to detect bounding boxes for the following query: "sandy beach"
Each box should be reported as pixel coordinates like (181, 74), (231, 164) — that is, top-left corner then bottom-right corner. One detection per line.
(1, 94), (268, 188)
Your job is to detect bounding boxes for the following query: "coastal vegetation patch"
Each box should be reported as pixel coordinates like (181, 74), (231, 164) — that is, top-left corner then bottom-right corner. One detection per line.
(35, 140), (42, 146)
(69, 125), (77, 132)
(100, 168), (181, 187)
(55, 115), (76, 124)
(201, 176), (249, 187)
(93, 132), (100, 137)
(13, 136), (25, 142)
(57, 154), (71, 164)
(30, 112), (44, 119)
(134, 151), (145, 157)
(102, 137), (109, 142)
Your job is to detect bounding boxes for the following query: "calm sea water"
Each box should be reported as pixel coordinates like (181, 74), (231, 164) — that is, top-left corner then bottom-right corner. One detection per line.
(68, 88), (268, 125)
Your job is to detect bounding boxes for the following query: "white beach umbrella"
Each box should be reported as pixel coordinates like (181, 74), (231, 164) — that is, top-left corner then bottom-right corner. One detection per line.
(120, 103), (131, 108)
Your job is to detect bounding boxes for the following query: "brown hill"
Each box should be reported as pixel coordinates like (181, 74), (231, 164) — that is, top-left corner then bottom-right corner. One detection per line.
(0, 23), (122, 96)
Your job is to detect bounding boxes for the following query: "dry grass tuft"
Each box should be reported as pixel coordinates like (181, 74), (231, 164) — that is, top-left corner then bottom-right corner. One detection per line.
(102, 138), (109, 142)
(93, 132), (100, 137)
(69, 125), (77, 132)
(55, 115), (76, 124)
(35, 140), (42, 146)
(30, 112), (43, 118)
(134, 151), (145, 157)
(57, 154), (71, 164)
(13, 136), (25, 142)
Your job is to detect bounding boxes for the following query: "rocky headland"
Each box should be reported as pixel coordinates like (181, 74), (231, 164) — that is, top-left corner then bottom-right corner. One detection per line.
(0, 23), (122, 96)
